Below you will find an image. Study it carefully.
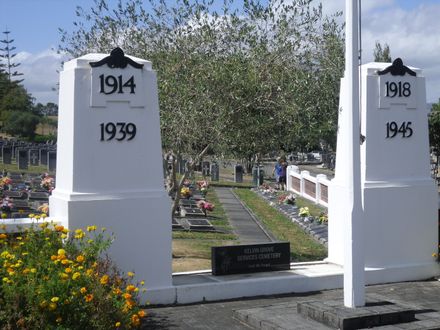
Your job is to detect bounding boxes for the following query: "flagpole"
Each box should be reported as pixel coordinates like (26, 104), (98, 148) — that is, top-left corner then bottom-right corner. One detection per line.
(344, 0), (365, 308)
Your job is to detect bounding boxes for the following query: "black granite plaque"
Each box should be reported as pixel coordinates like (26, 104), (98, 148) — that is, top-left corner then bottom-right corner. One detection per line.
(211, 242), (290, 276)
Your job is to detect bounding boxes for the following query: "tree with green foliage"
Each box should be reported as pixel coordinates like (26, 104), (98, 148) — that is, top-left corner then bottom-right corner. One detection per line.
(429, 100), (440, 180)
(0, 30), (24, 84)
(373, 41), (391, 63)
(59, 0), (344, 215)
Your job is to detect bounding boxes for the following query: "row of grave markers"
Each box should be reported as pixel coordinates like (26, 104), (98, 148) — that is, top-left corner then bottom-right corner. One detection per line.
(1, 146), (56, 171)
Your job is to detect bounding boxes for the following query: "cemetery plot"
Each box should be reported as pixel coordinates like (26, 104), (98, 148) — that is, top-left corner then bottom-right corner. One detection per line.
(185, 218), (214, 231)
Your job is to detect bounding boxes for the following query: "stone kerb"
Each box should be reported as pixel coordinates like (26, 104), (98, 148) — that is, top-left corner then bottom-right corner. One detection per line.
(49, 49), (173, 303)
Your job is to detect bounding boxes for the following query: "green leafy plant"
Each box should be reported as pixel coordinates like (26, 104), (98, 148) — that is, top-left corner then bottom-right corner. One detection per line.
(0, 221), (146, 329)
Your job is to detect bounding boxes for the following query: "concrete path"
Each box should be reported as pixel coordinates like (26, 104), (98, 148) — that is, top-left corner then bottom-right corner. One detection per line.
(143, 280), (440, 329)
(214, 187), (273, 244)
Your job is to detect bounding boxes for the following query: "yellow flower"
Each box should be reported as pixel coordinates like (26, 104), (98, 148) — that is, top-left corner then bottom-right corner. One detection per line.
(72, 272), (81, 280)
(432, 253), (438, 258)
(113, 288), (122, 295)
(48, 302), (57, 311)
(22, 268), (30, 275)
(85, 294), (94, 302)
(140, 280), (145, 286)
(138, 310), (146, 318)
(87, 225), (97, 232)
(80, 287), (87, 294)
(76, 255), (85, 263)
(51, 297), (59, 303)
(0, 233), (7, 239)
(73, 228), (86, 239)
(65, 267), (72, 274)
(127, 271), (135, 277)
(2, 277), (9, 283)
(59, 273), (69, 280)
(61, 233), (67, 239)
(1, 213), (7, 219)
(57, 249), (66, 256)
(61, 259), (70, 265)
(115, 321), (121, 328)
(39, 222), (48, 229)
(30, 268), (37, 273)
(100, 275), (110, 285)
(39, 300), (48, 308)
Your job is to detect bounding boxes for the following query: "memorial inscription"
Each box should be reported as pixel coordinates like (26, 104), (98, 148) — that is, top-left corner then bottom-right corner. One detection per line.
(211, 242), (290, 276)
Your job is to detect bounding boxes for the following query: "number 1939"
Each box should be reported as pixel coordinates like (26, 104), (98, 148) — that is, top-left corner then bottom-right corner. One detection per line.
(100, 122), (137, 141)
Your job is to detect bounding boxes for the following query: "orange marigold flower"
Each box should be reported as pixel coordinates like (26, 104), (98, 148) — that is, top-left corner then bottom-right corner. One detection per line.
(138, 310), (146, 318)
(85, 294), (94, 303)
(65, 267), (72, 273)
(50, 255), (58, 261)
(0, 233), (7, 239)
(131, 314), (141, 327)
(54, 225), (64, 232)
(80, 287), (87, 294)
(76, 255), (85, 263)
(113, 287), (122, 295)
(125, 299), (135, 308)
(123, 293), (132, 300)
(126, 285), (136, 292)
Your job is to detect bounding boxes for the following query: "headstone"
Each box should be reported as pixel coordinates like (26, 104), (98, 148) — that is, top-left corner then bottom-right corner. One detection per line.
(202, 161), (210, 176)
(328, 60), (438, 280)
(2, 147), (12, 164)
(48, 152), (56, 172)
(49, 48), (172, 303)
(17, 149), (29, 170)
(39, 149), (48, 165)
(179, 159), (187, 174)
(211, 242), (291, 275)
(29, 149), (39, 166)
(210, 162), (219, 181)
(234, 164), (243, 183)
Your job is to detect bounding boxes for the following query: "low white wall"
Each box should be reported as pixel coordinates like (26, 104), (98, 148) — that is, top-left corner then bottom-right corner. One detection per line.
(286, 165), (330, 207)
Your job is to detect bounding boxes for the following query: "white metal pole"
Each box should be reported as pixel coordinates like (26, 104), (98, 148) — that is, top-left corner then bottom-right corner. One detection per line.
(344, 0), (365, 308)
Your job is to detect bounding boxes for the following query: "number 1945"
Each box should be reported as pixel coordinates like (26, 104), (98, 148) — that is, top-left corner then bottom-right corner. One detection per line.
(386, 121), (413, 138)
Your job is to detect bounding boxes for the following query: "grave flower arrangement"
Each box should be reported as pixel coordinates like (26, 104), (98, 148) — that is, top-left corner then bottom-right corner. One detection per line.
(259, 183), (275, 195)
(41, 174), (55, 193)
(318, 212), (328, 224)
(0, 222), (147, 328)
(196, 180), (209, 197)
(299, 206), (310, 217)
(197, 200), (215, 215)
(180, 186), (191, 198)
(0, 177), (12, 190)
(278, 193), (296, 205)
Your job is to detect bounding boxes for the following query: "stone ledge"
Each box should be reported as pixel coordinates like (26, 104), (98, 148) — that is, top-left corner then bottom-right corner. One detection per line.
(297, 299), (416, 329)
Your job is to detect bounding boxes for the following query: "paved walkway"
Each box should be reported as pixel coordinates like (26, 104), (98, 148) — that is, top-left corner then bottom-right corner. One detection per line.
(143, 280), (440, 329)
(214, 187), (273, 244)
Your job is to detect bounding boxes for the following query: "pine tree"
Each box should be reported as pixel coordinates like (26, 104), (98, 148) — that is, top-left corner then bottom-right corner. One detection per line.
(0, 29), (24, 84)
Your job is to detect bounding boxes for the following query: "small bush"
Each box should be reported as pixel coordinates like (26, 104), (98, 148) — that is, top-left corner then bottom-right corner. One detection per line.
(0, 222), (146, 329)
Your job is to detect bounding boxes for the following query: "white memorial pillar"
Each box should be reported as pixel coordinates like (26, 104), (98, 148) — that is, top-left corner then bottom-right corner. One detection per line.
(49, 48), (173, 303)
(328, 57), (439, 282)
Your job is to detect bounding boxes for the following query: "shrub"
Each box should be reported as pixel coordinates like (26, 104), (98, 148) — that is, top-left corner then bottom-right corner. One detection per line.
(0, 221), (146, 329)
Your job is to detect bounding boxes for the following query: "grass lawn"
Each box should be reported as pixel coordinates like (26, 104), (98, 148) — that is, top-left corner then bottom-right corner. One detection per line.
(233, 188), (327, 262)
